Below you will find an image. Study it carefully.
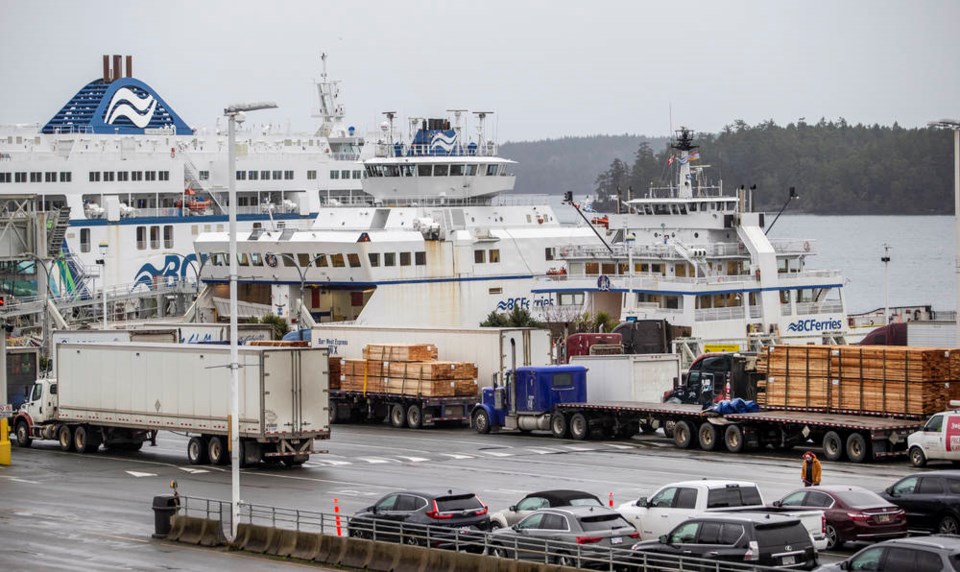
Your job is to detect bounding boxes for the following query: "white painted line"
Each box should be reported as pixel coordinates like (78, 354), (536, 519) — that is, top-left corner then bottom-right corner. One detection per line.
(306, 459), (352, 467)
(396, 456), (430, 463)
(178, 467), (209, 474)
(561, 446), (595, 452)
(125, 470), (157, 478)
(359, 457), (394, 464)
(441, 453), (474, 460)
(479, 450), (513, 457)
(0, 476), (39, 484)
(526, 448), (562, 455)
(604, 444), (635, 450)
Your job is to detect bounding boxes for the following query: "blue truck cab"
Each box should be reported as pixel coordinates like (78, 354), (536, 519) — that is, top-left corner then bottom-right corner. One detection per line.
(472, 365), (587, 433)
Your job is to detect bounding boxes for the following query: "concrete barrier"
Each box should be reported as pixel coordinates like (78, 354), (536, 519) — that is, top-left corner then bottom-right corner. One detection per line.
(289, 530), (323, 561)
(392, 542), (429, 572)
(336, 536), (375, 569)
(366, 539), (402, 571)
(168, 516), (206, 545)
(269, 528), (299, 557)
(198, 518), (226, 547)
(314, 533), (345, 564)
(237, 523), (277, 554)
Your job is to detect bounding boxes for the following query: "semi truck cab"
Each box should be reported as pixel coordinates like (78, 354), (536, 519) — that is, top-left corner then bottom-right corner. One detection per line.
(663, 353), (761, 405)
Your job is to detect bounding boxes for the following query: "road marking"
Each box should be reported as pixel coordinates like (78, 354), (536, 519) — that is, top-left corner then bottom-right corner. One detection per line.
(125, 470), (157, 478)
(178, 467), (209, 474)
(561, 446), (595, 452)
(480, 450), (513, 457)
(0, 476), (39, 484)
(604, 444), (636, 450)
(359, 457), (395, 464)
(441, 453), (474, 460)
(305, 459), (353, 467)
(526, 447), (562, 454)
(396, 456), (430, 463)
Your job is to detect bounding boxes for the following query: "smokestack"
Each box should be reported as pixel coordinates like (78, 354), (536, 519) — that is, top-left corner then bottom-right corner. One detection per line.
(125, 55), (132, 78)
(112, 55), (121, 81)
(102, 55), (110, 82)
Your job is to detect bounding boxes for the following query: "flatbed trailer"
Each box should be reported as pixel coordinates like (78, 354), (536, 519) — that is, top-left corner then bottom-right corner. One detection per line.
(330, 390), (475, 429)
(548, 400), (923, 463)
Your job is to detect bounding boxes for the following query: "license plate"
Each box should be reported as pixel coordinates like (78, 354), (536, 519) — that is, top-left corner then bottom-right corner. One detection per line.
(877, 514), (891, 523)
(611, 536), (623, 545)
(782, 556), (796, 565)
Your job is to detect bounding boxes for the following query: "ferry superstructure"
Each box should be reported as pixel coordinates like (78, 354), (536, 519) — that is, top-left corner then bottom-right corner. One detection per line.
(193, 112), (603, 327)
(0, 54), (366, 299)
(535, 128), (849, 353)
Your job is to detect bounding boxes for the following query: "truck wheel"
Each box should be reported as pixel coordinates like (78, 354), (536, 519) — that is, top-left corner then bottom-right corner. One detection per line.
(188, 437), (210, 465)
(909, 446), (928, 468)
(569, 413), (589, 440)
(846, 433), (869, 463)
(406, 404), (423, 429)
(58, 425), (75, 452)
(698, 423), (719, 451)
(390, 404), (407, 428)
(208, 436), (229, 465)
(15, 420), (32, 448)
(674, 420), (695, 449)
(822, 431), (844, 462)
(639, 422), (657, 435)
(551, 413), (569, 439)
(473, 409), (492, 434)
(724, 424), (745, 453)
(74, 426), (101, 454)
(663, 420), (676, 439)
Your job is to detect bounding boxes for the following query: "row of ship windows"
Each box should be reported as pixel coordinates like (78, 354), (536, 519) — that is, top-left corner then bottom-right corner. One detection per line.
(365, 164), (505, 178)
(0, 171), (72, 183)
(79, 226), (176, 252)
(89, 171), (170, 182)
(205, 248), (503, 270)
(0, 169), (363, 184)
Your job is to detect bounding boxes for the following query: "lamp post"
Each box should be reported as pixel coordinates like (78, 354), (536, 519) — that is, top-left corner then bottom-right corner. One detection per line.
(881, 244), (891, 324)
(928, 119), (960, 346)
(98, 241), (108, 329)
(625, 232), (636, 316)
(268, 252), (325, 339)
(225, 101), (277, 541)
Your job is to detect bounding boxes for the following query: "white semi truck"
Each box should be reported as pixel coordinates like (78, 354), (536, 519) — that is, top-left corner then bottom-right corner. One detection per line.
(13, 342), (329, 467)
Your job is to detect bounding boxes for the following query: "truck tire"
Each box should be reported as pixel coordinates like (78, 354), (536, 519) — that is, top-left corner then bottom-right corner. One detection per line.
(663, 420), (676, 439)
(569, 413), (589, 440)
(724, 424), (745, 453)
(406, 404), (423, 429)
(674, 420), (695, 449)
(208, 436), (229, 465)
(473, 409), (492, 434)
(58, 425), (75, 452)
(188, 437), (210, 465)
(390, 404), (407, 428)
(822, 431), (844, 462)
(551, 413), (569, 439)
(698, 423), (720, 451)
(15, 420), (32, 448)
(846, 433), (869, 463)
(74, 426), (101, 454)
(909, 446), (928, 468)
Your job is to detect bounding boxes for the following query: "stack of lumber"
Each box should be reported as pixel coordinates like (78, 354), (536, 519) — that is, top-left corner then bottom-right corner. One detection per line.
(340, 344), (478, 397)
(756, 345), (955, 416)
(329, 356), (341, 391)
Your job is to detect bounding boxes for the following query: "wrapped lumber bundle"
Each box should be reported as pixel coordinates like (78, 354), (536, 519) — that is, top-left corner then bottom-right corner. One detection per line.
(757, 345), (953, 416)
(329, 356), (341, 391)
(341, 359), (386, 393)
(340, 343), (479, 397)
(362, 343), (438, 362)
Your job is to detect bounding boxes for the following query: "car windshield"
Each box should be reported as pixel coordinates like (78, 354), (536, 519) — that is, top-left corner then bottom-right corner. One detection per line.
(837, 490), (890, 509)
(579, 514), (632, 531)
(755, 523), (810, 549)
(706, 487), (762, 508)
(436, 494), (482, 512)
(569, 498), (603, 507)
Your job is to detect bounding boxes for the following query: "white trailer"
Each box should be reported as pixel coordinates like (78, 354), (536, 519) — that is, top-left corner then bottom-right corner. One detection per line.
(128, 322), (274, 344)
(568, 354), (681, 403)
(13, 342), (329, 467)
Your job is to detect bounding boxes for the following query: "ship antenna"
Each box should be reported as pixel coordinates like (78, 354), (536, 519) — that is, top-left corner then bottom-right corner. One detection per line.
(473, 111), (493, 155)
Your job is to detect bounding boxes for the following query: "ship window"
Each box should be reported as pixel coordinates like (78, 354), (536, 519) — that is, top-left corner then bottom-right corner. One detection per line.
(137, 226), (147, 250)
(341, 170), (350, 179)
(59, 172), (71, 182)
(117, 171), (128, 182)
(369, 253), (380, 267)
(296, 253), (310, 267)
(251, 253), (263, 266)
(150, 226), (160, 249)
(15, 172), (26, 183)
(330, 169), (340, 180)
(248, 171), (258, 180)
(651, 263), (664, 274)
(780, 290), (791, 304)
(418, 164), (432, 177)
(80, 229), (90, 253)
(384, 252), (396, 267)
(601, 263), (616, 274)
(44, 172), (55, 182)
(163, 225), (173, 248)
(664, 295), (681, 309)
(474, 250), (486, 264)
(238, 253), (250, 266)
(464, 164), (477, 176)
(489, 287), (503, 295)
(0, 173), (10, 183)
(286, 170), (295, 180)
(399, 252), (411, 266)
(200, 171), (210, 180)
(273, 170), (282, 180)
(450, 164), (464, 176)
(236, 171), (246, 180)
(159, 171), (169, 181)
(314, 254), (328, 268)
(415, 251), (426, 265)
(690, 203), (697, 212)
(260, 170), (270, 180)
(347, 253), (361, 268)
(401, 165), (415, 177)
(585, 262), (599, 274)
(281, 254), (296, 268)
(559, 292), (584, 305)
(146, 171), (157, 181)
(307, 170), (317, 180)
(212, 253), (227, 266)
(331, 253), (346, 268)
(89, 171), (101, 182)
(352, 170), (361, 179)
(545, 247), (555, 261)
(489, 249), (500, 263)
(386, 165), (400, 177)
(434, 164), (448, 177)
(486, 164), (498, 176)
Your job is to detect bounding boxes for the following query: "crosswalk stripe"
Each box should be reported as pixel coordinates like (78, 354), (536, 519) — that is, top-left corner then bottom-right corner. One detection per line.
(441, 453), (474, 460)
(396, 456), (430, 463)
(359, 457), (394, 464)
(604, 443), (635, 450)
(125, 470), (157, 478)
(561, 446), (595, 452)
(480, 450), (513, 457)
(526, 448), (561, 454)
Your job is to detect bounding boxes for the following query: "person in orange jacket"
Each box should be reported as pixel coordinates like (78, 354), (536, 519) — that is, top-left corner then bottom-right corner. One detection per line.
(802, 451), (822, 487)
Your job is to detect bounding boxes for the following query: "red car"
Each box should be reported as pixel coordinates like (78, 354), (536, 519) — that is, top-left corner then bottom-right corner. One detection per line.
(773, 485), (907, 550)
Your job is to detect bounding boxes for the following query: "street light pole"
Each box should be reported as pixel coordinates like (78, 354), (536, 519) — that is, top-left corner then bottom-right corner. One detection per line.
(928, 119), (960, 346)
(224, 101), (276, 542)
(98, 241), (108, 329)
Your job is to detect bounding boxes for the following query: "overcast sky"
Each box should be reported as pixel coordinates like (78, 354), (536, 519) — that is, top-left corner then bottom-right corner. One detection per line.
(1, 0), (957, 142)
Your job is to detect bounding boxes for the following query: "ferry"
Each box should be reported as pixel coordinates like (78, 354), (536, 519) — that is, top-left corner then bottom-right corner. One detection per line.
(0, 54), (367, 299)
(192, 111), (603, 327)
(535, 128), (851, 355)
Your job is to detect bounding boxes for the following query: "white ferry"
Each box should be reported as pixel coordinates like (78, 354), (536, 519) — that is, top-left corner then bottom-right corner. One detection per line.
(535, 128), (850, 354)
(192, 111), (602, 327)
(0, 54), (366, 299)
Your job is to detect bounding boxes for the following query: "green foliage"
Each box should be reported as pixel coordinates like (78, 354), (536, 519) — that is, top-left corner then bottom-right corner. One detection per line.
(256, 314), (290, 340)
(569, 311), (619, 334)
(480, 307), (546, 328)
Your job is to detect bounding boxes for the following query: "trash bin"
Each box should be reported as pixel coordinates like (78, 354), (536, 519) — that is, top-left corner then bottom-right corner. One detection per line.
(152, 494), (180, 538)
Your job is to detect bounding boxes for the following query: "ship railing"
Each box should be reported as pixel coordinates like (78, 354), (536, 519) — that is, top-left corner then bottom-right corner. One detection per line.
(796, 301), (844, 315)
(329, 152), (361, 161)
(325, 194), (554, 208)
(770, 238), (818, 255)
(695, 306), (746, 322)
(633, 184), (728, 200)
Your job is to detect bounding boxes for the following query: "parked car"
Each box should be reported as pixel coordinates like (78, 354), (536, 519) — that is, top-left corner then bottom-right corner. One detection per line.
(816, 535), (960, 571)
(488, 506), (638, 567)
(878, 470), (960, 534)
(773, 485), (907, 550)
(347, 489), (489, 549)
(908, 407), (960, 467)
(627, 514), (818, 571)
(490, 489), (604, 529)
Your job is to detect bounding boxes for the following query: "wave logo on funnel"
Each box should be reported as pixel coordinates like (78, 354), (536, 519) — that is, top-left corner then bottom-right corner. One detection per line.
(105, 87), (158, 128)
(430, 131), (457, 153)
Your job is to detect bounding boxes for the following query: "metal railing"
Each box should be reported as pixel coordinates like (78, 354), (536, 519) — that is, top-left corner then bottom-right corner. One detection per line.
(176, 496), (791, 572)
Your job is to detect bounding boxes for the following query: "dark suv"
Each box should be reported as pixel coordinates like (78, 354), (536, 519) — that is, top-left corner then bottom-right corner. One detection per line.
(879, 470), (960, 534)
(628, 514), (818, 570)
(816, 535), (960, 571)
(348, 489), (489, 549)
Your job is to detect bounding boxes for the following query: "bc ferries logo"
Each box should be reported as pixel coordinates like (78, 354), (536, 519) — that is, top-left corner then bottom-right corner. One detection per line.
(133, 254), (200, 289)
(787, 318), (844, 333)
(430, 131), (458, 153)
(105, 87), (158, 128)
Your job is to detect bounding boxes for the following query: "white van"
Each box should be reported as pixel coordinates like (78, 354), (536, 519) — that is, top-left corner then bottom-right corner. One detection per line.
(907, 405), (960, 467)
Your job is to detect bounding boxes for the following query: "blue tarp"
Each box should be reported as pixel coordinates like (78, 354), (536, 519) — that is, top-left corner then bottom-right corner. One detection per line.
(706, 398), (761, 415)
